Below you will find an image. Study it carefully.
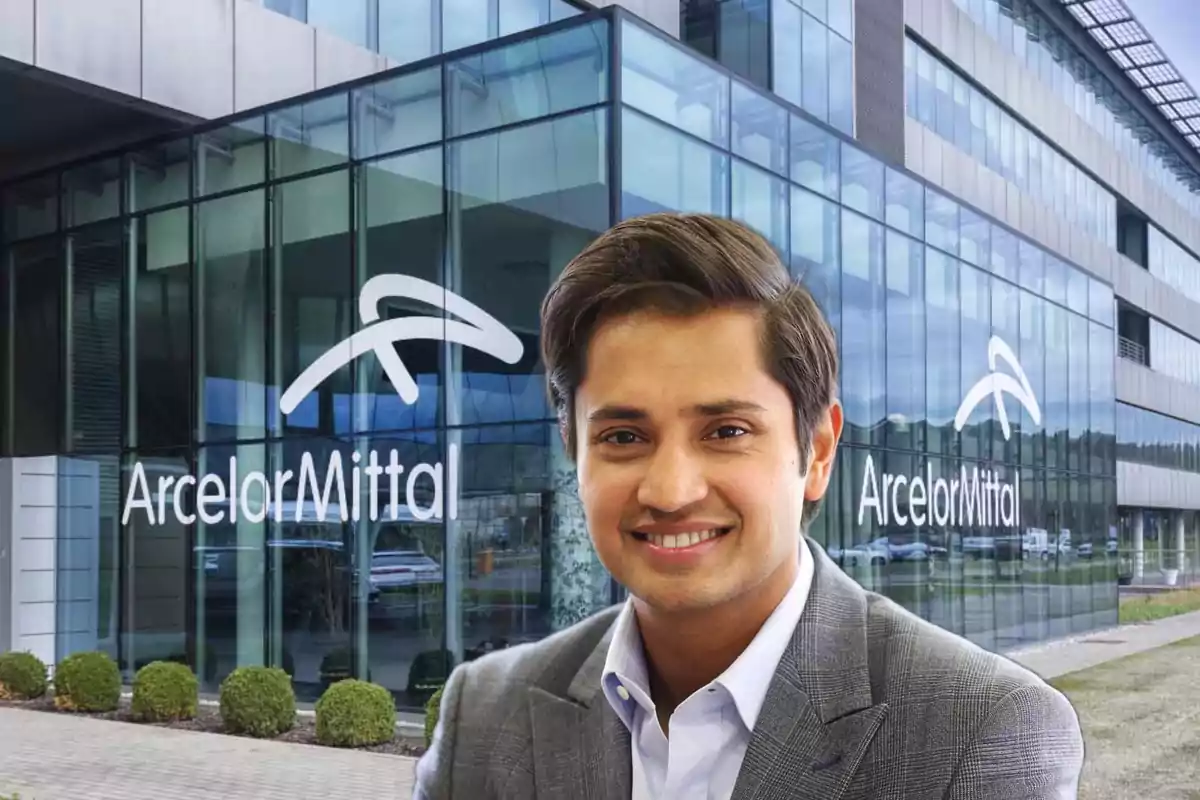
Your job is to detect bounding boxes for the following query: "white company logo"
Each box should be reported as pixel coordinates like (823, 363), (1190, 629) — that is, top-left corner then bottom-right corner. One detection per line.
(857, 335), (1036, 530)
(951, 335), (1041, 441)
(122, 275), (525, 528)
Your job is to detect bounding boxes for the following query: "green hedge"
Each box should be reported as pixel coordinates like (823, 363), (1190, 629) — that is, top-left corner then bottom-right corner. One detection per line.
(131, 661), (198, 722)
(315, 679), (395, 747)
(219, 666), (295, 738)
(424, 684), (445, 747)
(54, 651), (120, 712)
(0, 651), (48, 700)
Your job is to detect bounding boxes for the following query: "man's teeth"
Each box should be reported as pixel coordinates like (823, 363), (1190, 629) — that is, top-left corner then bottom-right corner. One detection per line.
(645, 529), (723, 549)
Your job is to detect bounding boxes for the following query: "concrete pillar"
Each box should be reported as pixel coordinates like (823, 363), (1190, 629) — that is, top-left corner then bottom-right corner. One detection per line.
(1133, 510), (1144, 580)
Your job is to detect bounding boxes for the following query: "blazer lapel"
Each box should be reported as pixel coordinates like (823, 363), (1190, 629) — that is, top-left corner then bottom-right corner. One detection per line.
(731, 540), (889, 800)
(528, 620), (631, 800)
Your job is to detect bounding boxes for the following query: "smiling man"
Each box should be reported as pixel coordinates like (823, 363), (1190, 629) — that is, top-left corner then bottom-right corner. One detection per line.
(413, 212), (1084, 800)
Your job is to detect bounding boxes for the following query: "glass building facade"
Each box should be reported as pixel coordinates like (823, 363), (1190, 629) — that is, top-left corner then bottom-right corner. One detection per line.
(0, 6), (1120, 707)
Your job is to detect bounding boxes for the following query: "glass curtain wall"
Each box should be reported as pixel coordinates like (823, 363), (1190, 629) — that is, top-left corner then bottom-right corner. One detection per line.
(618, 14), (1118, 647)
(0, 8), (1124, 703)
(0, 13), (613, 710)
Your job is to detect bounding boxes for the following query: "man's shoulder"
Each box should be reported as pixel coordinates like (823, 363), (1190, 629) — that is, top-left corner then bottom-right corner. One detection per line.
(864, 590), (1060, 703)
(453, 605), (621, 701)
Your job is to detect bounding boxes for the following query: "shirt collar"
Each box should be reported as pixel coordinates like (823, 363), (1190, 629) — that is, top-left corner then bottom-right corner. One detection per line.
(599, 542), (815, 733)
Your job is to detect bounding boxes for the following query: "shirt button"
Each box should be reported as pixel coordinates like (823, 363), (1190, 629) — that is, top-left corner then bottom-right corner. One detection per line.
(616, 684), (631, 701)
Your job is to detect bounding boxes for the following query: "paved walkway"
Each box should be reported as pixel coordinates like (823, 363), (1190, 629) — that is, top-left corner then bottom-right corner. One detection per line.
(0, 707), (416, 800)
(5, 611), (1200, 799)
(1004, 609), (1200, 679)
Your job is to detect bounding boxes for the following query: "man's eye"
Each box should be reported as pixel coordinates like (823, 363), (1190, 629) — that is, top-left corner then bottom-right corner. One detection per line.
(711, 425), (749, 440)
(603, 430), (642, 445)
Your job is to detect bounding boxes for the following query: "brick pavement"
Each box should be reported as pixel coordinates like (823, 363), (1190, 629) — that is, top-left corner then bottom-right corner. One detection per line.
(0, 707), (417, 800)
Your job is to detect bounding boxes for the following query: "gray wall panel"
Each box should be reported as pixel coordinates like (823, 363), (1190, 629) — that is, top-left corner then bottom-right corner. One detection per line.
(142, 0), (235, 119)
(1116, 358), (1200, 427)
(36, 0), (143, 98)
(0, 0), (34, 63)
(315, 29), (383, 91)
(234, 1), (316, 112)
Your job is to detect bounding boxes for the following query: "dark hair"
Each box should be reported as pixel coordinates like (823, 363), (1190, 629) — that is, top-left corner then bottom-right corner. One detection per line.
(540, 212), (839, 528)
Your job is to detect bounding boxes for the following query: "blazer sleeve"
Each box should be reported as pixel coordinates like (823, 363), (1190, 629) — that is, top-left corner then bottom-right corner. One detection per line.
(944, 683), (1085, 800)
(412, 663), (470, 800)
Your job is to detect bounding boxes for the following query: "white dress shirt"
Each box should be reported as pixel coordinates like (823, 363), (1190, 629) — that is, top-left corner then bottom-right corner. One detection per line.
(600, 548), (815, 800)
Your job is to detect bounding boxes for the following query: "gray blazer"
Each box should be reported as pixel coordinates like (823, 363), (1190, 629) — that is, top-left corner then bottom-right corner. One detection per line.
(414, 539), (1084, 799)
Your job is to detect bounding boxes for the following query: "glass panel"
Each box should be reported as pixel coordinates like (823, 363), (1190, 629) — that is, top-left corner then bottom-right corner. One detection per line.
(196, 117), (267, 198)
(885, 232), (925, 452)
(353, 67), (443, 161)
(273, 170), (353, 437)
(731, 81), (788, 175)
(446, 20), (608, 139)
(64, 158), (122, 227)
(2, 173), (58, 240)
(622, 109), (730, 218)
(771, 0), (802, 112)
(1068, 312), (1089, 472)
(989, 225), (1018, 284)
(732, 160), (789, 255)
(841, 211), (886, 447)
(959, 207), (988, 267)
(1044, 303), (1068, 470)
(926, 248), (960, 457)
(443, 0), (493, 52)
(840, 144), (884, 221)
(1089, 277), (1114, 328)
(959, 263), (991, 462)
(790, 114), (839, 199)
(356, 147), (445, 434)
(451, 108), (610, 426)
(129, 136), (191, 212)
(307, 0), (369, 48)
(500, 0), (551, 36)
(885, 168), (924, 238)
(68, 223), (124, 454)
(196, 190), (267, 443)
(621, 18), (730, 147)
(193, 441), (266, 690)
(130, 208), (192, 450)
(925, 190), (959, 255)
(801, 12), (829, 123)
(790, 187), (840, 332)
(828, 0), (852, 40)
(991, 275), (1020, 464)
(378, 0), (439, 65)
(123, 451), (191, 674)
(1019, 291), (1045, 469)
(270, 93), (350, 180)
(9, 238), (62, 455)
(827, 32), (854, 134)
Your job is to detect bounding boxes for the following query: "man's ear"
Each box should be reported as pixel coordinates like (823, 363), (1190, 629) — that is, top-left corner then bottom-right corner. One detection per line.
(803, 402), (842, 503)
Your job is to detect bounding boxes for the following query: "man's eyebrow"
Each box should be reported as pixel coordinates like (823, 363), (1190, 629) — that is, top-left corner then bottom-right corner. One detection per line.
(587, 405), (647, 423)
(692, 399), (767, 416)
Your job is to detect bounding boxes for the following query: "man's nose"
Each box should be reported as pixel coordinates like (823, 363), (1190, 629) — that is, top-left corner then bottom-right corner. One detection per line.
(637, 442), (708, 513)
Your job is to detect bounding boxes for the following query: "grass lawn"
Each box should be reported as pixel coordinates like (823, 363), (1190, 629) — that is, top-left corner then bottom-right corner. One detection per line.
(1118, 587), (1200, 624)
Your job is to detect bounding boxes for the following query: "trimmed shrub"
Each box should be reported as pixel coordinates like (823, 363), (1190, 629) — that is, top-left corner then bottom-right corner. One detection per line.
(131, 661), (198, 722)
(424, 684), (445, 747)
(219, 665), (295, 738)
(0, 651), (48, 700)
(314, 679), (395, 748)
(54, 651), (120, 712)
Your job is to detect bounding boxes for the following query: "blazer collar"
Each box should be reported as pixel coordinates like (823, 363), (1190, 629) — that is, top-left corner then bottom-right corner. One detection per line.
(527, 538), (887, 800)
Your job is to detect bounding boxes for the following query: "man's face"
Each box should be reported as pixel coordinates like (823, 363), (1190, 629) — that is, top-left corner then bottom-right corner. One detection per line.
(573, 306), (841, 614)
